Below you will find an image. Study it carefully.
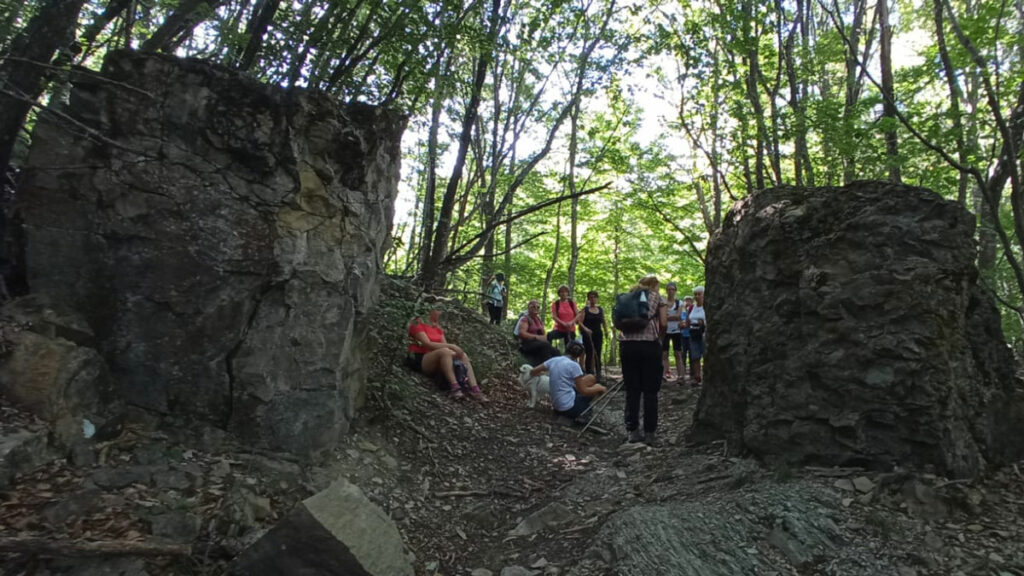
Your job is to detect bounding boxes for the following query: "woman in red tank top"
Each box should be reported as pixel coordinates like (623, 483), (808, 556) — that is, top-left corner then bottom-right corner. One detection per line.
(408, 309), (487, 402)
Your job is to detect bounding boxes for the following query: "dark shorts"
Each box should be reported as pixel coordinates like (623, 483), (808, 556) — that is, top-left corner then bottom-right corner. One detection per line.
(662, 332), (682, 352)
(407, 352), (425, 372)
(689, 336), (705, 360)
(555, 393), (592, 420)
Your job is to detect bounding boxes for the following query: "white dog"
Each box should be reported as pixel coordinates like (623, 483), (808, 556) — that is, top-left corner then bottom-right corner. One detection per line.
(518, 364), (550, 408)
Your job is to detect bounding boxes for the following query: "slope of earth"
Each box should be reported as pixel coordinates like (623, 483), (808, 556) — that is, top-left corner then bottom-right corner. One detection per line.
(1, 280), (1022, 575)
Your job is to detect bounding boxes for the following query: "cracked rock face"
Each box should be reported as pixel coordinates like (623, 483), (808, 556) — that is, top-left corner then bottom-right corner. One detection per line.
(691, 181), (1024, 478)
(19, 51), (405, 457)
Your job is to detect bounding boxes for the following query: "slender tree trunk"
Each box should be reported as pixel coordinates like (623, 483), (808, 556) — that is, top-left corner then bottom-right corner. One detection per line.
(609, 205), (621, 366)
(238, 0), (281, 70)
(743, 0), (767, 190)
(417, 57), (445, 279)
(785, 0), (813, 185)
(0, 0), (86, 172)
(878, 0), (901, 182)
(77, 0), (133, 62)
(567, 98), (582, 298)
(503, 203), (512, 320)
(422, 0), (501, 291)
(542, 203), (562, 326)
(842, 0), (867, 184)
(141, 0), (225, 52)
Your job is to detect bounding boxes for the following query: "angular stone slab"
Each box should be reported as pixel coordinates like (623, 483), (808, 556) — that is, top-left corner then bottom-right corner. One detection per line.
(229, 478), (412, 576)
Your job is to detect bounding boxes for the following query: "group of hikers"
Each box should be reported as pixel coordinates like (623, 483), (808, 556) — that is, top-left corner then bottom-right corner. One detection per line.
(406, 273), (707, 446)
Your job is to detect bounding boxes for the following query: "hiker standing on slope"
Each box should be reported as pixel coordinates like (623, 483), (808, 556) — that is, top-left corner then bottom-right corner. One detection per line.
(616, 274), (668, 446)
(485, 273), (507, 325)
(547, 284), (579, 351)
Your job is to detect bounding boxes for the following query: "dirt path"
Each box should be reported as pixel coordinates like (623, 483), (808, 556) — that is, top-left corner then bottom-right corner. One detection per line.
(338, 366), (713, 575)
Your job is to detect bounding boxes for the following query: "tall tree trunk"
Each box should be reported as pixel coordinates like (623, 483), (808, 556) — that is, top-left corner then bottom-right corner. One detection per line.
(238, 0), (281, 70)
(878, 0), (901, 182)
(421, 0), (501, 291)
(0, 0), (86, 173)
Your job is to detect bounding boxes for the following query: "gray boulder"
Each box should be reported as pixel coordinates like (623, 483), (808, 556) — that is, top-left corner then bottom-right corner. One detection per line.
(229, 478), (413, 576)
(19, 51), (405, 456)
(0, 428), (51, 490)
(691, 181), (1024, 477)
(0, 296), (112, 447)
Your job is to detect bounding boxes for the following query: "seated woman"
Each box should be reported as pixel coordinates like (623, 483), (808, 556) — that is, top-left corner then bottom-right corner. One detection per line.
(529, 342), (606, 419)
(516, 299), (560, 366)
(408, 309), (488, 402)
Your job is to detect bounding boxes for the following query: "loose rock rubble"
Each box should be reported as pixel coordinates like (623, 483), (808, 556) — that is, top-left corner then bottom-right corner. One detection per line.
(1, 330), (1023, 575)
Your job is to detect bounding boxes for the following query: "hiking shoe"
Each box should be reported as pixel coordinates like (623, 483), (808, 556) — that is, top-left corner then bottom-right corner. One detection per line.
(627, 429), (644, 443)
(643, 432), (658, 447)
(663, 370), (673, 380)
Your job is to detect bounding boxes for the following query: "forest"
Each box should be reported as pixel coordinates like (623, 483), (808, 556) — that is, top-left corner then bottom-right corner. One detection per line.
(2, 0), (1023, 346)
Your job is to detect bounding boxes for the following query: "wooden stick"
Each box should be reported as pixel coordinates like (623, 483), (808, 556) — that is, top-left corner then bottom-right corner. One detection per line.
(0, 537), (191, 557)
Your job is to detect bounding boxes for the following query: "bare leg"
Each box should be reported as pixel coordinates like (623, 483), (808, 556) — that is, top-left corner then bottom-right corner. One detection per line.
(692, 358), (702, 383)
(661, 351), (670, 377)
(577, 374), (606, 397)
(674, 351), (685, 381)
(421, 349), (458, 387)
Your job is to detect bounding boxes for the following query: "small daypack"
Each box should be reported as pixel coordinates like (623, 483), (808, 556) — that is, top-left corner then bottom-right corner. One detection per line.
(512, 312), (528, 337)
(612, 290), (651, 332)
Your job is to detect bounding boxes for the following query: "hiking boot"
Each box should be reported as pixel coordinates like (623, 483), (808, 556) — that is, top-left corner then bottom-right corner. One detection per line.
(643, 432), (658, 447)
(627, 429), (644, 443)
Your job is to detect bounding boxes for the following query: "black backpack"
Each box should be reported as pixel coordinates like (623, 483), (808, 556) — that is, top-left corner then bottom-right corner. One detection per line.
(612, 290), (651, 332)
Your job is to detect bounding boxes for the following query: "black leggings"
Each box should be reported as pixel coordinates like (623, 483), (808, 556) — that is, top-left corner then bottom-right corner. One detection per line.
(487, 302), (503, 324)
(582, 330), (603, 378)
(519, 339), (559, 366)
(620, 339), (662, 433)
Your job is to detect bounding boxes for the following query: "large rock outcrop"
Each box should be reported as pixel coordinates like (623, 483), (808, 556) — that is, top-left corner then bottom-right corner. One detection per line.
(692, 181), (1024, 477)
(19, 51), (405, 456)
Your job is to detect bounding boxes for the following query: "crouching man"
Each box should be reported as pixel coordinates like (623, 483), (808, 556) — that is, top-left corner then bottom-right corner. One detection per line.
(530, 342), (607, 419)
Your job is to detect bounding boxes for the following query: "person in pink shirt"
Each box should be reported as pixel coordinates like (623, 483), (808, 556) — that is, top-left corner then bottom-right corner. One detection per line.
(547, 284), (579, 350)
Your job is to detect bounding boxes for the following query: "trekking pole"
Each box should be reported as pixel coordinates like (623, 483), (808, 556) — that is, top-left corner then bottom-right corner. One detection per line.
(577, 379), (624, 438)
(578, 377), (623, 419)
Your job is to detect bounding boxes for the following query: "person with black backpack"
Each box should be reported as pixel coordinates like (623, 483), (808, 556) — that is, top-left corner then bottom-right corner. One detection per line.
(547, 284), (579, 350)
(613, 274), (668, 446)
